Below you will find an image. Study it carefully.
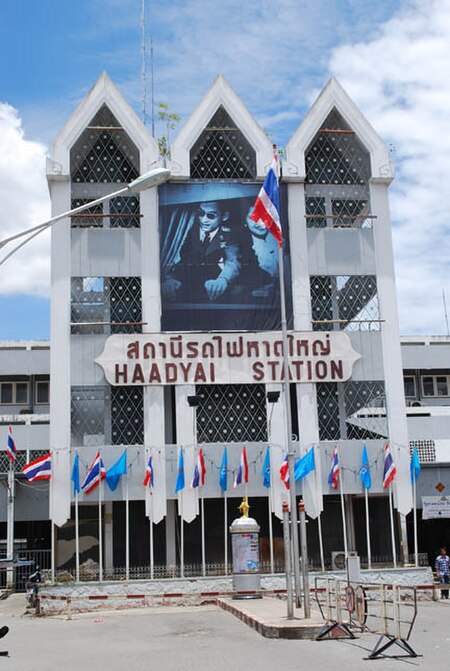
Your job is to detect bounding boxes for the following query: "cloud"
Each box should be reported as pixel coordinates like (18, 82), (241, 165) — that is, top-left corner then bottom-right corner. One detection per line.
(0, 103), (50, 296)
(327, 0), (450, 335)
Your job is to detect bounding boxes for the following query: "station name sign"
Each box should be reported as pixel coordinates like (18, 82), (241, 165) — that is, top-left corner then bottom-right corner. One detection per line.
(95, 331), (361, 386)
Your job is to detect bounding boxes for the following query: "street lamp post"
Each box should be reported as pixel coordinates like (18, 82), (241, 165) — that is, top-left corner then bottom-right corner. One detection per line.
(0, 167), (171, 265)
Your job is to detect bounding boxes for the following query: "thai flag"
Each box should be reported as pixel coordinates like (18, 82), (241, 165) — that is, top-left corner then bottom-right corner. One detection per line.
(7, 426), (17, 462)
(22, 453), (51, 482)
(233, 446), (248, 488)
(143, 455), (154, 489)
(250, 154), (282, 247)
(279, 455), (290, 490)
(81, 451), (106, 495)
(192, 447), (206, 488)
(328, 447), (339, 490)
(382, 443), (397, 489)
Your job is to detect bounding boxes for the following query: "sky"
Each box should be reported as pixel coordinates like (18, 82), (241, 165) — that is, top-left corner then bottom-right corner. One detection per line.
(0, 0), (449, 339)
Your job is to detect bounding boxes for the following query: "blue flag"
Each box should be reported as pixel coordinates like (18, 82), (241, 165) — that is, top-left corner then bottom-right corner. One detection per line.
(410, 445), (421, 485)
(262, 447), (271, 488)
(175, 448), (185, 493)
(219, 447), (228, 492)
(106, 450), (127, 492)
(71, 453), (80, 495)
(294, 447), (315, 481)
(360, 446), (371, 490)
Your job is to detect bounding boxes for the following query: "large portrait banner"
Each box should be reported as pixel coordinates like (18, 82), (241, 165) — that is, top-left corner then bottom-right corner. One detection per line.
(159, 182), (292, 332)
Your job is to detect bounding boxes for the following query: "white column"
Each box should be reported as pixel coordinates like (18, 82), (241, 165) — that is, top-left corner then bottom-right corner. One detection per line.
(370, 181), (412, 528)
(49, 178), (72, 528)
(175, 386), (197, 523)
(103, 501), (114, 570)
(266, 382), (288, 520)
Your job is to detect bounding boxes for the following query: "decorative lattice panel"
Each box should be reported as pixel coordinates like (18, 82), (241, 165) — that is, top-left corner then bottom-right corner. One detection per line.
(71, 277), (142, 334)
(109, 196), (140, 228)
(305, 189), (372, 229)
(70, 105), (139, 184)
(409, 440), (436, 463)
(196, 384), (267, 442)
(71, 387), (109, 447)
(111, 387), (143, 445)
(305, 108), (371, 186)
(0, 450), (49, 474)
(316, 381), (386, 441)
(190, 106), (256, 179)
(71, 199), (104, 228)
(310, 275), (379, 330)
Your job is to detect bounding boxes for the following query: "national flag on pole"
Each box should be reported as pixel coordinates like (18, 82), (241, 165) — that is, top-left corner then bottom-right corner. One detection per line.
(262, 446), (271, 488)
(250, 154), (282, 247)
(382, 443), (397, 489)
(81, 451), (106, 495)
(360, 446), (371, 490)
(175, 448), (185, 493)
(328, 447), (339, 490)
(192, 447), (206, 488)
(294, 447), (316, 481)
(22, 453), (51, 482)
(105, 450), (127, 492)
(280, 455), (290, 490)
(219, 447), (228, 492)
(6, 426), (17, 462)
(71, 453), (80, 495)
(410, 444), (421, 485)
(143, 455), (154, 489)
(233, 446), (249, 488)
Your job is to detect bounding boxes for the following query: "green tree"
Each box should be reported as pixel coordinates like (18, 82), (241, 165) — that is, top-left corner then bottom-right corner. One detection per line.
(157, 103), (181, 161)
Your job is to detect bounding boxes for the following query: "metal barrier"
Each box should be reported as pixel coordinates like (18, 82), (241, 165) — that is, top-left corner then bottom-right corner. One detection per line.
(314, 577), (420, 660)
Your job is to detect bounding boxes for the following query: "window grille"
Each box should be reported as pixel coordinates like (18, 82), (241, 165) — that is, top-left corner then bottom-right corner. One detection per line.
(111, 387), (144, 445)
(0, 450), (49, 474)
(71, 277), (142, 334)
(195, 384), (267, 442)
(305, 108), (370, 186)
(310, 275), (379, 331)
(409, 440), (436, 463)
(71, 196), (140, 229)
(190, 106), (256, 179)
(316, 380), (386, 440)
(71, 387), (109, 447)
(70, 105), (139, 184)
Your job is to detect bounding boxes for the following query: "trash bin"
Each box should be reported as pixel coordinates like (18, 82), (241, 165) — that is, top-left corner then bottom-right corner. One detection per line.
(230, 497), (261, 599)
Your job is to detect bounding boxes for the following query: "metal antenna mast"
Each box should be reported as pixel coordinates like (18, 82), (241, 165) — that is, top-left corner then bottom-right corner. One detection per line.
(150, 33), (155, 138)
(443, 289), (449, 336)
(140, 0), (147, 125)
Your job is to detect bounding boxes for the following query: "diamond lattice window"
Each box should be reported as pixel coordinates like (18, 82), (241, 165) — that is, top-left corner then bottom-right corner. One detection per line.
(196, 384), (267, 442)
(70, 105), (139, 184)
(304, 108), (372, 229)
(190, 106), (256, 179)
(409, 440), (436, 463)
(316, 381), (386, 441)
(310, 275), (379, 331)
(70, 196), (140, 229)
(111, 387), (143, 445)
(305, 108), (370, 186)
(0, 450), (49, 474)
(71, 386), (109, 447)
(71, 277), (142, 334)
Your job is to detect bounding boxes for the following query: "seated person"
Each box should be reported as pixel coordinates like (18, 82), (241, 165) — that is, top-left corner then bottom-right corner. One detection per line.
(162, 201), (240, 303)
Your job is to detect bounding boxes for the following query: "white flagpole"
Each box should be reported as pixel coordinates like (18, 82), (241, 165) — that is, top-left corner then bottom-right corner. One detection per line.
(180, 492), (184, 578)
(413, 478), (418, 567)
(6, 459), (15, 589)
(224, 491), (228, 575)
(75, 486), (80, 582)
(364, 485), (372, 570)
(149, 494), (154, 580)
(339, 465), (348, 557)
(98, 472), (103, 582)
(201, 494), (206, 577)
(268, 490), (274, 574)
(313, 467), (325, 572)
(51, 521), (55, 583)
(388, 485), (397, 567)
(125, 467), (130, 581)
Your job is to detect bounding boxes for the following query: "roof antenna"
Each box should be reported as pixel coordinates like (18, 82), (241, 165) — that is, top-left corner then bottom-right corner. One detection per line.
(443, 289), (449, 336)
(140, 0), (147, 126)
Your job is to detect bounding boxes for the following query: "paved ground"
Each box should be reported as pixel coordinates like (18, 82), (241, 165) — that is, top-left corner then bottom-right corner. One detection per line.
(0, 596), (449, 670)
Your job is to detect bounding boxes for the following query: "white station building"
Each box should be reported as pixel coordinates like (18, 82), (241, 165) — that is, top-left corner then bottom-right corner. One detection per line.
(3, 73), (448, 578)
